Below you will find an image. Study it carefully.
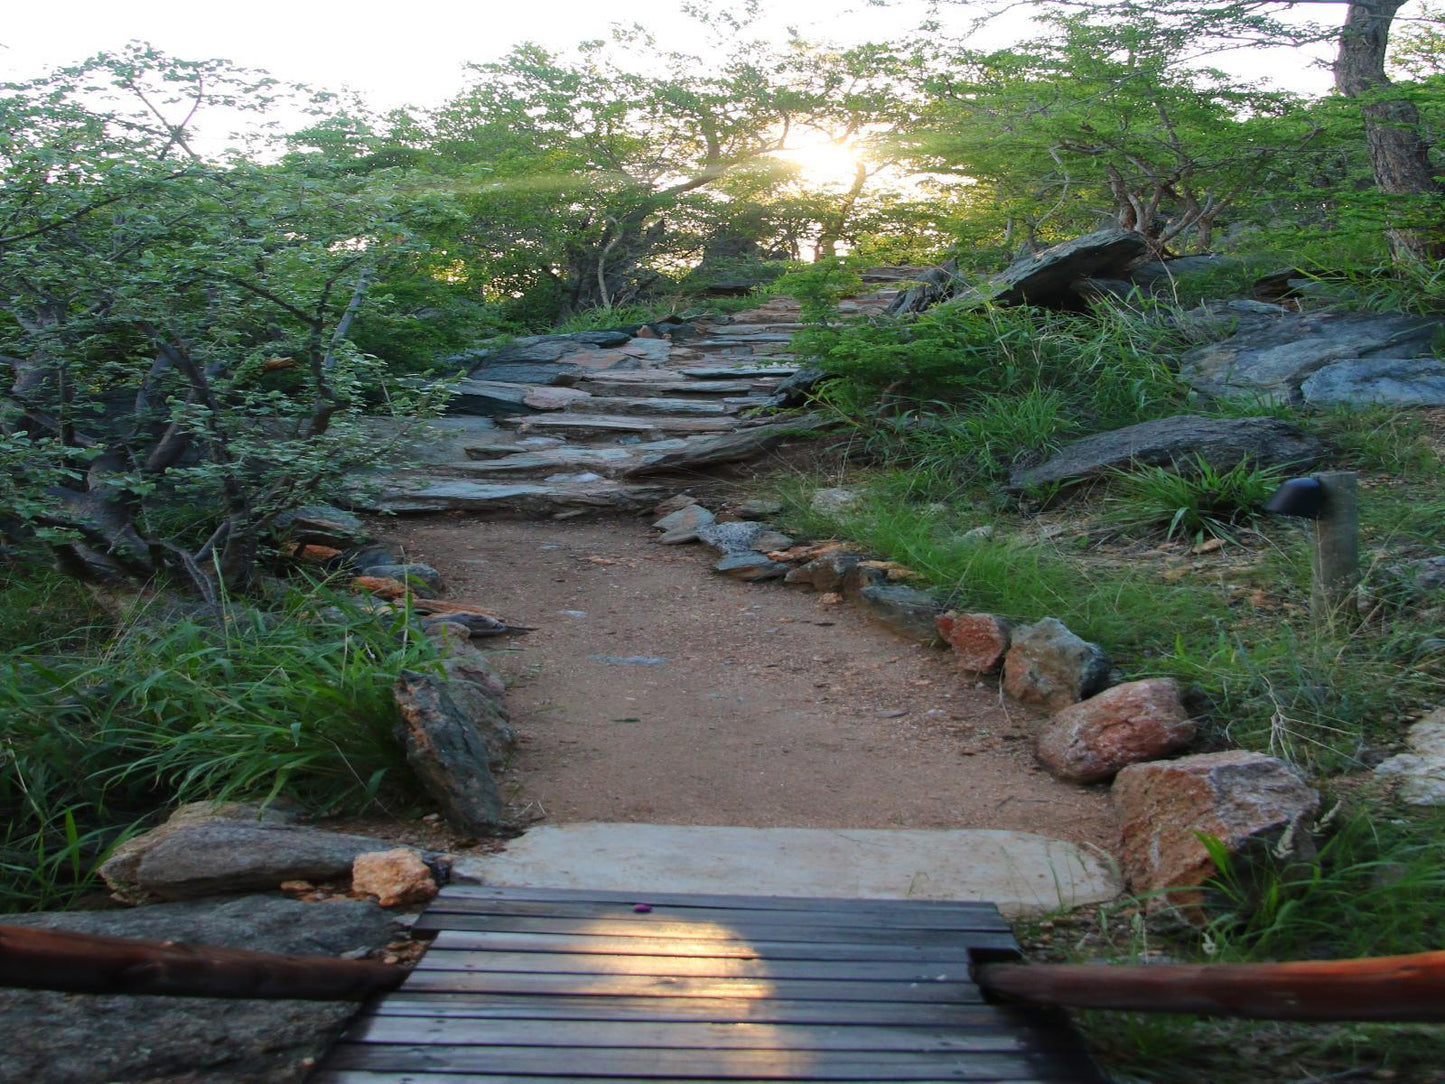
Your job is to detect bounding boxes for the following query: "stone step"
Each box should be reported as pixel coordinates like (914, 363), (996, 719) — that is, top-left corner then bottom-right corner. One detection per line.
(450, 823), (1121, 917)
(363, 480), (670, 516)
(564, 396), (734, 417)
(690, 333), (796, 347)
(676, 364), (801, 379)
(576, 377), (764, 397)
(496, 413), (738, 438)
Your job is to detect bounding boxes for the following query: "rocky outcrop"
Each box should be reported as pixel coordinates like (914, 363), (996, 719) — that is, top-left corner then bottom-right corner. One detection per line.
(936, 612), (1013, 676)
(1002, 618), (1112, 711)
(0, 894), (398, 1084)
(1180, 310), (1445, 407)
(1034, 679), (1195, 784)
(1009, 415), (1325, 490)
(1113, 750), (1319, 904)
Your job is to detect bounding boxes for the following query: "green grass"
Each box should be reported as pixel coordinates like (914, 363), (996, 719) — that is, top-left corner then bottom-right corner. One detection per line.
(1107, 456), (1287, 544)
(0, 576), (442, 912)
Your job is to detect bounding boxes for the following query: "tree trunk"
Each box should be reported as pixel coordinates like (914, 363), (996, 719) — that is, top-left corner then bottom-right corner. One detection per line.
(563, 210), (664, 314)
(1334, 0), (1445, 263)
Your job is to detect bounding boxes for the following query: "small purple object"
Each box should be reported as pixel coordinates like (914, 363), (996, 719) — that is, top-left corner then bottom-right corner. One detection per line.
(633, 903), (653, 913)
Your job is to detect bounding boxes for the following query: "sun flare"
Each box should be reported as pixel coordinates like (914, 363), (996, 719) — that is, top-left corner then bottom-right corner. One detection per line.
(775, 139), (863, 188)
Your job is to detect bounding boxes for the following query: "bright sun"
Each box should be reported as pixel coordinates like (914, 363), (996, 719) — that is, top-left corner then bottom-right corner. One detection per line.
(774, 139), (863, 188)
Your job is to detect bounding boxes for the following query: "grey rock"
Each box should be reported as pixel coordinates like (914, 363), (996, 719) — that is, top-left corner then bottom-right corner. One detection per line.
(1180, 310), (1445, 405)
(784, 552), (863, 592)
(714, 552), (790, 581)
(461, 361), (581, 385)
(841, 561), (889, 599)
(0, 895), (398, 1084)
(752, 529), (795, 552)
(363, 480), (668, 516)
(764, 365), (827, 408)
(653, 504), (717, 539)
(698, 520), (770, 555)
(588, 654), (667, 665)
(446, 378), (535, 416)
(100, 821), (400, 902)
(810, 486), (864, 515)
(1002, 617), (1112, 711)
(732, 498), (784, 519)
(273, 504), (371, 548)
(1127, 254), (1237, 289)
(394, 669), (506, 835)
(960, 228), (1150, 310)
(1009, 415), (1325, 490)
(1299, 357), (1445, 407)
(856, 585), (943, 644)
(1375, 707), (1445, 805)
(358, 562), (445, 596)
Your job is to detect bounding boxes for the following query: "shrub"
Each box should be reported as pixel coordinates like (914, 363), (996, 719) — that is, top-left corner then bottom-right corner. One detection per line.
(1107, 456), (1287, 543)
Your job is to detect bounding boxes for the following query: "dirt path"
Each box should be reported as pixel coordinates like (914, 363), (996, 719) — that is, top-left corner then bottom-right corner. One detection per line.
(386, 517), (1116, 851)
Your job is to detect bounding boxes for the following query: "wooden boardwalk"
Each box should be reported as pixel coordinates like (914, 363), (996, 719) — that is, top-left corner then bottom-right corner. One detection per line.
(313, 885), (1104, 1083)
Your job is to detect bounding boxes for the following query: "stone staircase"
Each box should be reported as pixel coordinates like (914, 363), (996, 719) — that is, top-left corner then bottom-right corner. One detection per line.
(363, 280), (900, 517)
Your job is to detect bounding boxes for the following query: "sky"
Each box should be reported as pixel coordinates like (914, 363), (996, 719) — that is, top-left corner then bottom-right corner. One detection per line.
(2, 0), (1350, 117)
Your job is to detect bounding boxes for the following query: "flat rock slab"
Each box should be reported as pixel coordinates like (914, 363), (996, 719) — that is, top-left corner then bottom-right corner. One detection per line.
(498, 413), (737, 436)
(677, 364), (800, 378)
(454, 823), (1121, 917)
(578, 376), (759, 396)
(566, 396), (732, 416)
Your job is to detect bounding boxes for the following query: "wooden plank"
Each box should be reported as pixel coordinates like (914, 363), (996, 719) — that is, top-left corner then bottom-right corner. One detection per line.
(424, 898), (1012, 932)
(370, 992), (1029, 1028)
(344, 1016), (1064, 1054)
(412, 949), (973, 983)
(411, 914), (1007, 947)
(322, 1043), (1084, 1080)
(397, 970), (986, 1003)
(426, 930), (980, 962)
(441, 885), (1008, 921)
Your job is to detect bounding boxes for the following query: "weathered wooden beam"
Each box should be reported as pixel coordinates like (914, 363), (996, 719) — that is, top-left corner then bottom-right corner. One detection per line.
(0, 924), (408, 1000)
(976, 951), (1445, 1022)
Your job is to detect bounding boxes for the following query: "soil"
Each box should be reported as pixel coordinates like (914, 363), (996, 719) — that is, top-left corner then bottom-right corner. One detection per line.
(382, 515), (1117, 852)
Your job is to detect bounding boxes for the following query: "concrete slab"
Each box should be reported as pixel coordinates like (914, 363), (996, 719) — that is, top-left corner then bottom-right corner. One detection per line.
(452, 823), (1121, 917)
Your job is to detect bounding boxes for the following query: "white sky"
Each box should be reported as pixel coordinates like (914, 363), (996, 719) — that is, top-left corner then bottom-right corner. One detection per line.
(2, 0), (1349, 117)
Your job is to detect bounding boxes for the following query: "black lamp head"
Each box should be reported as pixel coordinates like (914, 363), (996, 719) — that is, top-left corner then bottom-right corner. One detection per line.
(1265, 476), (1326, 519)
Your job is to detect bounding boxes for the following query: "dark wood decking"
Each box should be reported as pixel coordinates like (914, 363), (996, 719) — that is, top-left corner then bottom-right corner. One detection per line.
(313, 885), (1104, 1083)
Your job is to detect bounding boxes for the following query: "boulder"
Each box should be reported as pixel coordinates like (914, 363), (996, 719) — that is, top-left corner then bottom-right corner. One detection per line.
(522, 385), (594, 410)
(1002, 618), (1112, 711)
(1113, 750), (1319, 903)
(785, 552), (863, 592)
(653, 493), (698, 516)
(856, 585), (943, 645)
(0, 895), (399, 1084)
(350, 848), (439, 907)
(714, 552), (790, 581)
(1127, 254), (1236, 290)
(393, 669), (506, 835)
(962, 228), (1150, 310)
(1035, 678), (1196, 784)
(1374, 707), (1445, 806)
(1009, 415), (1325, 490)
(1179, 310), (1445, 406)
(732, 498), (784, 519)
(936, 612), (1013, 676)
(99, 818), (399, 903)
(763, 366), (827, 408)
(357, 562), (445, 596)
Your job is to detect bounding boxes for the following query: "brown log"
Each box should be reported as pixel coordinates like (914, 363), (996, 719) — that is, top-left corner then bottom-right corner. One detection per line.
(0, 924), (408, 1001)
(976, 951), (1445, 1022)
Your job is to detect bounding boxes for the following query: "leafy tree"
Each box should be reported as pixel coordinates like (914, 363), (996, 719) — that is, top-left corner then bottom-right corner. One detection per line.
(0, 46), (437, 596)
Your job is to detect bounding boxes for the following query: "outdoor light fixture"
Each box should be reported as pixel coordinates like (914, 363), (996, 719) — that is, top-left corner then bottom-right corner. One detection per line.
(1264, 476), (1326, 519)
(1263, 471), (1360, 621)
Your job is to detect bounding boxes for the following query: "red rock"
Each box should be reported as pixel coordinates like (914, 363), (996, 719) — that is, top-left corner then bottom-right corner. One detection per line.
(936, 612), (1012, 676)
(294, 544), (342, 563)
(1035, 679), (1195, 784)
(1112, 750), (1318, 908)
(350, 849), (438, 908)
(353, 575), (410, 600)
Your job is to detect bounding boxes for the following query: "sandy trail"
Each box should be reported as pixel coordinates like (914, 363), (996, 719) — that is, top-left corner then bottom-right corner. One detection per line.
(385, 516), (1116, 851)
